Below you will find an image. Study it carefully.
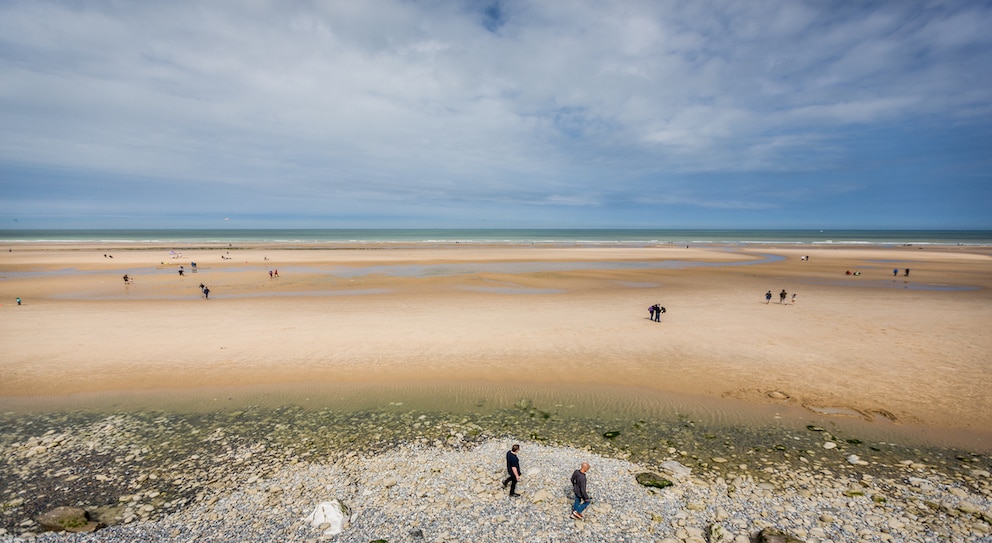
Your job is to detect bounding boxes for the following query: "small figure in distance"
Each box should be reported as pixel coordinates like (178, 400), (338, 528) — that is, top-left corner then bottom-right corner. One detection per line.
(655, 304), (665, 322)
(648, 304), (656, 321)
(904, 268), (910, 277)
(765, 290), (772, 304)
(203, 287), (210, 299)
(893, 268), (899, 277)
(791, 293), (797, 304)
(779, 289), (787, 304)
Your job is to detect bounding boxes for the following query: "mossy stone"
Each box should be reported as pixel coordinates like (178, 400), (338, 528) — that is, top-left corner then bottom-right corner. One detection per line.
(635, 472), (673, 489)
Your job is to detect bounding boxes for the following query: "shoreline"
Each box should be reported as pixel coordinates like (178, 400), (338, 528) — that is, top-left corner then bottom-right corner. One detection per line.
(1, 380), (990, 454)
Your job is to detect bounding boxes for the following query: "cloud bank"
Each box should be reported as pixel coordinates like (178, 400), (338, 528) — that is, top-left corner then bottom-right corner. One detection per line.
(1, 0), (990, 228)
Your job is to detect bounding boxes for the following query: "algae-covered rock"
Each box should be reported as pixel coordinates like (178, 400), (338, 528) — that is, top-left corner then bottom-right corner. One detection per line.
(635, 472), (673, 489)
(36, 506), (99, 533)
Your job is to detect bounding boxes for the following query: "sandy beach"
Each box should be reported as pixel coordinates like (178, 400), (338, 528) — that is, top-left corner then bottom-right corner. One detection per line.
(1, 242), (990, 448)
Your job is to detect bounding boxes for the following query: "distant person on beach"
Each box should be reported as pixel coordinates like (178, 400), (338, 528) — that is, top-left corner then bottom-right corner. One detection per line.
(16, 297), (21, 306)
(179, 266), (184, 277)
(904, 268), (910, 277)
(791, 293), (797, 304)
(502, 444), (521, 497)
(203, 287), (210, 299)
(570, 462), (591, 520)
(654, 304), (665, 322)
(765, 290), (772, 304)
(649, 304), (656, 321)
(893, 268), (899, 277)
(274, 269), (279, 278)
(779, 289), (787, 303)
(269, 270), (273, 279)
(123, 274), (131, 284)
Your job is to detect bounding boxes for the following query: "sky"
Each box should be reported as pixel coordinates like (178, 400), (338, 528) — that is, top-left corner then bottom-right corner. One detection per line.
(1, 0), (990, 230)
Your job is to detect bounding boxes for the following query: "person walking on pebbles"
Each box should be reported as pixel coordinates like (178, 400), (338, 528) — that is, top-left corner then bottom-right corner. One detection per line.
(570, 462), (591, 520)
(502, 444), (522, 497)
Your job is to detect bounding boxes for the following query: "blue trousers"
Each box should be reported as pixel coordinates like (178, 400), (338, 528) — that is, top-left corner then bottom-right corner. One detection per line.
(573, 497), (590, 514)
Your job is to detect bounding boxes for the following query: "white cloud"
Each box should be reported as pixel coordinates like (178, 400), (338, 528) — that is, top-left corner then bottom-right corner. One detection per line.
(1, 0), (990, 225)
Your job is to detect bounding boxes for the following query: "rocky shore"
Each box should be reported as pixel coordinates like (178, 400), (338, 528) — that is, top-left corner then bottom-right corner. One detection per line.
(1, 405), (990, 542)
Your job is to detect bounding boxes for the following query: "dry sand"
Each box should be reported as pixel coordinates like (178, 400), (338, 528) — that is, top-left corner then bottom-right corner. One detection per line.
(1, 243), (990, 447)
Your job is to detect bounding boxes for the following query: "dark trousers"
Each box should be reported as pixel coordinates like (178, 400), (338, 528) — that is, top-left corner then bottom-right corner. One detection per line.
(503, 474), (518, 494)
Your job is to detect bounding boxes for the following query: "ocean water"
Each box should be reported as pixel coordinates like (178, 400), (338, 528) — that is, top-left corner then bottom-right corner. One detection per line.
(1, 228), (990, 245)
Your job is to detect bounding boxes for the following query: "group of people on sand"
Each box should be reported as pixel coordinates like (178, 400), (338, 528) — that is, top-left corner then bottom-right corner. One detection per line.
(844, 268), (910, 277)
(765, 289), (796, 304)
(502, 444), (592, 521)
(648, 303), (666, 322)
(127, 272), (209, 298)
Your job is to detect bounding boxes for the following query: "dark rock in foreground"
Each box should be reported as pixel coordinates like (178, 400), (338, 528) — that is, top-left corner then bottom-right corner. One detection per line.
(634, 472), (673, 489)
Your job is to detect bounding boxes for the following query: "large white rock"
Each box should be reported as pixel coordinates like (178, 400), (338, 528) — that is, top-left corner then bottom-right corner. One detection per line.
(305, 500), (349, 536)
(659, 460), (692, 478)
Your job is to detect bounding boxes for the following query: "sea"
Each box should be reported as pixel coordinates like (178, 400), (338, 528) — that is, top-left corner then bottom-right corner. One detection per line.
(1, 228), (991, 245)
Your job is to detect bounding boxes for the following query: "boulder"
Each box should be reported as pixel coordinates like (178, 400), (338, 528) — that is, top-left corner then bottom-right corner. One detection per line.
(36, 506), (99, 533)
(304, 499), (350, 536)
(530, 489), (553, 503)
(659, 460), (692, 478)
(707, 523), (733, 543)
(755, 527), (806, 543)
(635, 472), (673, 489)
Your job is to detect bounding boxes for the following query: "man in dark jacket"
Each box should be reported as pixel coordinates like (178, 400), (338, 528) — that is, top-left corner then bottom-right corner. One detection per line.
(502, 444), (521, 497)
(570, 462), (591, 519)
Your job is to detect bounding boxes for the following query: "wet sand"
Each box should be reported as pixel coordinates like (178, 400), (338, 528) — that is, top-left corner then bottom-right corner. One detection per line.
(1, 242), (990, 449)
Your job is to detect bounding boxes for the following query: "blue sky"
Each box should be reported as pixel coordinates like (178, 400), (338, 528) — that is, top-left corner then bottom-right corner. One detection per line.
(1, 0), (990, 229)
